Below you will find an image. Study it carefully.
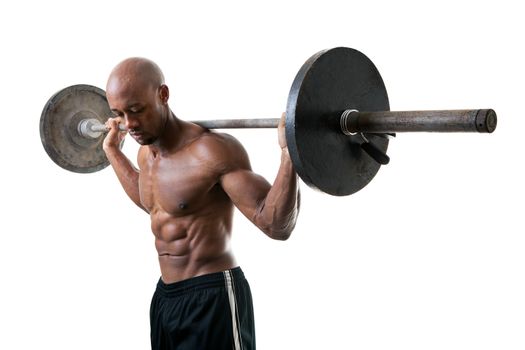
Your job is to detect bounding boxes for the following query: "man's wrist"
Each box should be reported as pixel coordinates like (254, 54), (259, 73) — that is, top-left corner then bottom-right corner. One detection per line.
(103, 144), (123, 156)
(281, 147), (292, 162)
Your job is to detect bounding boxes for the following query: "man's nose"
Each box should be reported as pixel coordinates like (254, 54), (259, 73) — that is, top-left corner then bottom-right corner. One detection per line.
(124, 115), (140, 130)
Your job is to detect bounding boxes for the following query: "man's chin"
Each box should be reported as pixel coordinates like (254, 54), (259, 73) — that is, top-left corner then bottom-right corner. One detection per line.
(133, 135), (155, 145)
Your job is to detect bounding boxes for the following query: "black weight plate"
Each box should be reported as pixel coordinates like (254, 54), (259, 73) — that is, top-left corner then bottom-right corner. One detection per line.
(286, 47), (390, 196)
(40, 84), (113, 173)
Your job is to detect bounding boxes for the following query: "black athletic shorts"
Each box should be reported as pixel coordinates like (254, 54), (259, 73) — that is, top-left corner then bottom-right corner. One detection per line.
(150, 267), (255, 350)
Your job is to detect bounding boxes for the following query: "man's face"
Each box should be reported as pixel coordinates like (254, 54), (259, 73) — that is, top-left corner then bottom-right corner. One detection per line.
(106, 82), (165, 145)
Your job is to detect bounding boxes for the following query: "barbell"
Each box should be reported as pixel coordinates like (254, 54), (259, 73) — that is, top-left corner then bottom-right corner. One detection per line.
(40, 47), (497, 196)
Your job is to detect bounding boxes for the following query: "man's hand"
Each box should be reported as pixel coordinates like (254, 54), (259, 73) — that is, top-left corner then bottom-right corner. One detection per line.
(103, 117), (127, 152)
(278, 112), (287, 150)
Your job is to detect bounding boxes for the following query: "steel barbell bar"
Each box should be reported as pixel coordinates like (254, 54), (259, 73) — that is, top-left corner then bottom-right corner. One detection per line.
(78, 108), (496, 139)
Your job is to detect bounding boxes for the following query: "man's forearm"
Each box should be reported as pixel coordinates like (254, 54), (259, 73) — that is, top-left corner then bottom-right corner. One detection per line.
(255, 149), (300, 240)
(105, 148), (145, 211)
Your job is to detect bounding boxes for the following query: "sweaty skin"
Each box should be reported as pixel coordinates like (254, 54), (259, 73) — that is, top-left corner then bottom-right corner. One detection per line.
(103, 58), (300, 283)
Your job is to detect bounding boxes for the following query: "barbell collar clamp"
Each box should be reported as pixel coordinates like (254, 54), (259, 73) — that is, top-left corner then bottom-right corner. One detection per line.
(340, 109), (359, 136)
(78, 118), (105, 139)
(80, 118), (126, 138)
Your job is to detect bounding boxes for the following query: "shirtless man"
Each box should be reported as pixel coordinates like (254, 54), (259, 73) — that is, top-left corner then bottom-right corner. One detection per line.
(103, 57), (300, 350)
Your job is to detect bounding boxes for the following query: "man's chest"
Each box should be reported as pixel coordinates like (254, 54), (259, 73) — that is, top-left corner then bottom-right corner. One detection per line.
(138, 155), (221, 214)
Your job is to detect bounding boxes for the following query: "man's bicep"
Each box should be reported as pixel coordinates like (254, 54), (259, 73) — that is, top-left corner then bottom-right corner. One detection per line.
(220, 169), (271, 221)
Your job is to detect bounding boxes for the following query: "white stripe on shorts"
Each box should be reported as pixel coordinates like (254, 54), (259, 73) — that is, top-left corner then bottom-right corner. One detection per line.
(224, 270), (243, 350)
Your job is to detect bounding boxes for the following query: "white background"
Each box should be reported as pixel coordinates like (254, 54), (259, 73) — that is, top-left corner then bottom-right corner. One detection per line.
(1, 1), (524, 349)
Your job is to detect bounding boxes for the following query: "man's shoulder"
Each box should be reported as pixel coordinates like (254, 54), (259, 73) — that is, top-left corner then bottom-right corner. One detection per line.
(195, 131), (245, 153)
(192, 131), (250, 170)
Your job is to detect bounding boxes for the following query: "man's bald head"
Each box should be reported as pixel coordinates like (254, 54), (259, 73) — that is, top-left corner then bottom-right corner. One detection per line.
(106, 57), (165, 96)
(105, 58), (171, 146)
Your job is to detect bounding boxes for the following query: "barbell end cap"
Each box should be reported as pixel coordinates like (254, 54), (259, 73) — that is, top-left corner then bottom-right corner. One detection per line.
(475, 109), (497, 133)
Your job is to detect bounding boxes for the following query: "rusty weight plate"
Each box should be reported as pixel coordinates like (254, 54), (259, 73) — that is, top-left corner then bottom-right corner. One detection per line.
(285, 47), (390, 196)
(40, 84), (116, 173)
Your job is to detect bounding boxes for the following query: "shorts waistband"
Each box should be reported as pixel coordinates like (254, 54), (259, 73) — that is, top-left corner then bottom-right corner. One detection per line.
(156, 267), (245, 297)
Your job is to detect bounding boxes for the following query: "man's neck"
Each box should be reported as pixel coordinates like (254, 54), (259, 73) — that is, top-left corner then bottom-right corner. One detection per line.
(148, 110), (182, 155)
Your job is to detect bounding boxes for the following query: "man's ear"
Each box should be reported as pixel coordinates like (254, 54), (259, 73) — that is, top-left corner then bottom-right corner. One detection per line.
(158, 84), (169, 104)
